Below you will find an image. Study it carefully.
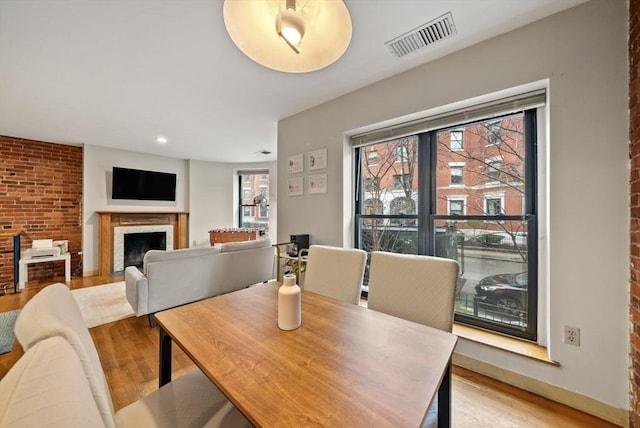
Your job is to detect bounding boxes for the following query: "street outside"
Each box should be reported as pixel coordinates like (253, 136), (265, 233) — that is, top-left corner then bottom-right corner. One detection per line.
(454, 247), (527, 325)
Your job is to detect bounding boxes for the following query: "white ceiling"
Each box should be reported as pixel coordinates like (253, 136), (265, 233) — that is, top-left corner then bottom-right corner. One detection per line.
(0, 0), (585, 163)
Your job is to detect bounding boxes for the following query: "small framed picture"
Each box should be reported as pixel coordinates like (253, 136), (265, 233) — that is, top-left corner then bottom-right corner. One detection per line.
(288, 153), (304, 174)
(288, 177), (304, 196)
(308, 148), (327, 170)
(308, 174), (327, 194)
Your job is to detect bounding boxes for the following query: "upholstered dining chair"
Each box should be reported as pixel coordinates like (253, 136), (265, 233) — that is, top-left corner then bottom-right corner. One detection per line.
(13, 283), (251, 428)
(367, 251), (460, 332)
(301, 245), (367, 305)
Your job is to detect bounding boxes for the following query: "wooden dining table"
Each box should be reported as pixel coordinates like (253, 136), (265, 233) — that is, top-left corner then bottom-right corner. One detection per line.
(154, 280), (457, 427)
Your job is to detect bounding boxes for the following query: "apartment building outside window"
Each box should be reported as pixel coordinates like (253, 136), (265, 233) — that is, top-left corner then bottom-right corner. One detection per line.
(354, 101), (540, 340)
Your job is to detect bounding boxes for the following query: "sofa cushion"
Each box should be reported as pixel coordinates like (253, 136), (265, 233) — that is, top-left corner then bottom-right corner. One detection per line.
(0, 336), (105, 428)
(143, 246), (221, 274)
(218, 238), (271, 253)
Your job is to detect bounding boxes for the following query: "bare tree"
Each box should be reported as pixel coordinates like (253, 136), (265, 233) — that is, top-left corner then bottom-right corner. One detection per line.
(436, 116), (528, 262)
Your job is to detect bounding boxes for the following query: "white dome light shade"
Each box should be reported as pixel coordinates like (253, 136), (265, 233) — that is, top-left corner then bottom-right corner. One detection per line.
(223, 0), (352, 73)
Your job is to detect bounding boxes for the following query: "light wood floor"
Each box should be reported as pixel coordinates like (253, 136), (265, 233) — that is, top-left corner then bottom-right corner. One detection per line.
(0, 275), (618, 428)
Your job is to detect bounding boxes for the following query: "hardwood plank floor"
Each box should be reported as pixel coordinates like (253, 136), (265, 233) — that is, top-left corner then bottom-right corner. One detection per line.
(0, 275), (618, 427)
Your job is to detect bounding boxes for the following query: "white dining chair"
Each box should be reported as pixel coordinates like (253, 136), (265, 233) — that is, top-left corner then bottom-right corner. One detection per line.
(367, 251), (460, 332)
(301, 245), (367, 305)
(13, 283), (251, 428)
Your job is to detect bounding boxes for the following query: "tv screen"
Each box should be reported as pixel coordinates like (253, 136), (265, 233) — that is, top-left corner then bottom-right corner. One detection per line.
(112, 167), (176, 201)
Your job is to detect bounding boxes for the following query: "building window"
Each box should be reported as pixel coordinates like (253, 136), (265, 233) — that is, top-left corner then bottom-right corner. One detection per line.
(396, 144), (408, 163)
(393, 174), (409, 190)
(355, 109), (537, 341)
(450, 130), (463, 150)
(485, 197), (503, 215)
(450, 166), (463, 185)
(364, 177), (380, 192)
(486, 159), (501, 181)
(448, 199), (465, 216)
(367, 149), (379, 165)
(486, 120), (501, 145)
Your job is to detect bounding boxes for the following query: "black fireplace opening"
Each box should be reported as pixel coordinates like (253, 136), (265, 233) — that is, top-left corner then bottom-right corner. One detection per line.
(124, 232), (166, 270)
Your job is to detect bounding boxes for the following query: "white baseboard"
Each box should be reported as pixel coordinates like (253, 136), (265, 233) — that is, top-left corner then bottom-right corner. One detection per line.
(453, 353), (628, 427)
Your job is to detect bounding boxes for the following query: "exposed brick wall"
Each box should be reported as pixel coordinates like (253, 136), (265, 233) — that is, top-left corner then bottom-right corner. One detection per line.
(0, 136), (83, 287)
(631, 0), (640, 425)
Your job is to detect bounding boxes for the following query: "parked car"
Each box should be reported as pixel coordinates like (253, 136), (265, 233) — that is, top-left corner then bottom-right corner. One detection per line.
(474, 272), (527, 316)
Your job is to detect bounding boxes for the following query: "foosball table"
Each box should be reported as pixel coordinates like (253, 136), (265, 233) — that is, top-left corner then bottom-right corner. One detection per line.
(209, 228), (261, 245)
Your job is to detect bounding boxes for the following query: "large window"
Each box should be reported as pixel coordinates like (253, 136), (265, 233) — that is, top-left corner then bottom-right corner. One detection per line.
(355, 108), (538, 340)
(238, 170), (269, 233)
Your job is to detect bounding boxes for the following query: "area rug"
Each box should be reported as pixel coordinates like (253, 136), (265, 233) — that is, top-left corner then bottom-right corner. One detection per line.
(71, 281), (134, 328)
(0, 309), (21, 355)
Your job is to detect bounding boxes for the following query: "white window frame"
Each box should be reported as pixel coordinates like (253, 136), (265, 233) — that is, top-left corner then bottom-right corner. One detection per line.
(446, 196), (467, 215)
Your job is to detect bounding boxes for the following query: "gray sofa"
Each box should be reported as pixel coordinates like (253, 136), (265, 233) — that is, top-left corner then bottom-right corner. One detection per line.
(125, 238), (274, 321)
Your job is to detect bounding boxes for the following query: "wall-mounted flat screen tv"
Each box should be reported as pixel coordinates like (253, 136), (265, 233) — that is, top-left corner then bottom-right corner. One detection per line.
(112, 167), (177, 201)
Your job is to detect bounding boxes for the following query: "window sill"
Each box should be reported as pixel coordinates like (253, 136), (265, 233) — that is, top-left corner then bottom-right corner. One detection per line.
(453, 323), (559, 366)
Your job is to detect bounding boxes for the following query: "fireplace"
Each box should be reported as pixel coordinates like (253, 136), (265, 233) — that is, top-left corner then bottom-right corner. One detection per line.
(97, 212), (188, 276)
(123, 231), (166, 270)
(113, 225), (173, 272)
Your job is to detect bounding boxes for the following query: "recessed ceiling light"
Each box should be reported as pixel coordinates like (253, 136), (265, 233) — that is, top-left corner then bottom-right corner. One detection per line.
(156, 136), (168, 144)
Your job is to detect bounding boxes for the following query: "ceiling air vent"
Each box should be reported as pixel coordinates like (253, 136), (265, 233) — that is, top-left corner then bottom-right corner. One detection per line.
(385, 12), (456, 59)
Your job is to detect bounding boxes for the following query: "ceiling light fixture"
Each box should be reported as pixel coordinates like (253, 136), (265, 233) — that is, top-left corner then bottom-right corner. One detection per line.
(223, 0), (352, 73)
(277, 0), (305, 54)
(156, 136), (168, 144)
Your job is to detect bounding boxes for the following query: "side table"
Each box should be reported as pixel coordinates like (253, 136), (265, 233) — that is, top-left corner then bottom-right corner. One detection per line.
(18, 253), (71, 290)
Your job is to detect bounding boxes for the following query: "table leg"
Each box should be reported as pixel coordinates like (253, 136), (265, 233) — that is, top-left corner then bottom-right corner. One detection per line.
(159, 325), (172, 387)
(437, 361), (452, 427)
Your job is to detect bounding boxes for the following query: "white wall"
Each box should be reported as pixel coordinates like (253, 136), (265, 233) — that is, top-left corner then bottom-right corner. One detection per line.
(277, 0), (629, 411)
(83, 145), (189, 273)
(189, 160), (277, 246)
(83, 145), (277, 273)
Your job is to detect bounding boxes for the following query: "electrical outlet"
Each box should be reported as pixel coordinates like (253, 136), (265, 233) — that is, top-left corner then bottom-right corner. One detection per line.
(564, 325), (580, 346)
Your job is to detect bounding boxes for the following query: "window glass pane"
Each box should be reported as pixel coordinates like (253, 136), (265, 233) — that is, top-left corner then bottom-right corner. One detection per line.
(239, 172), (269, 233)
(360, 136), (419, 213)
(434, 219), (529, 330)
(357, 217), (418, 255)
(436, 114), (526, 215)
